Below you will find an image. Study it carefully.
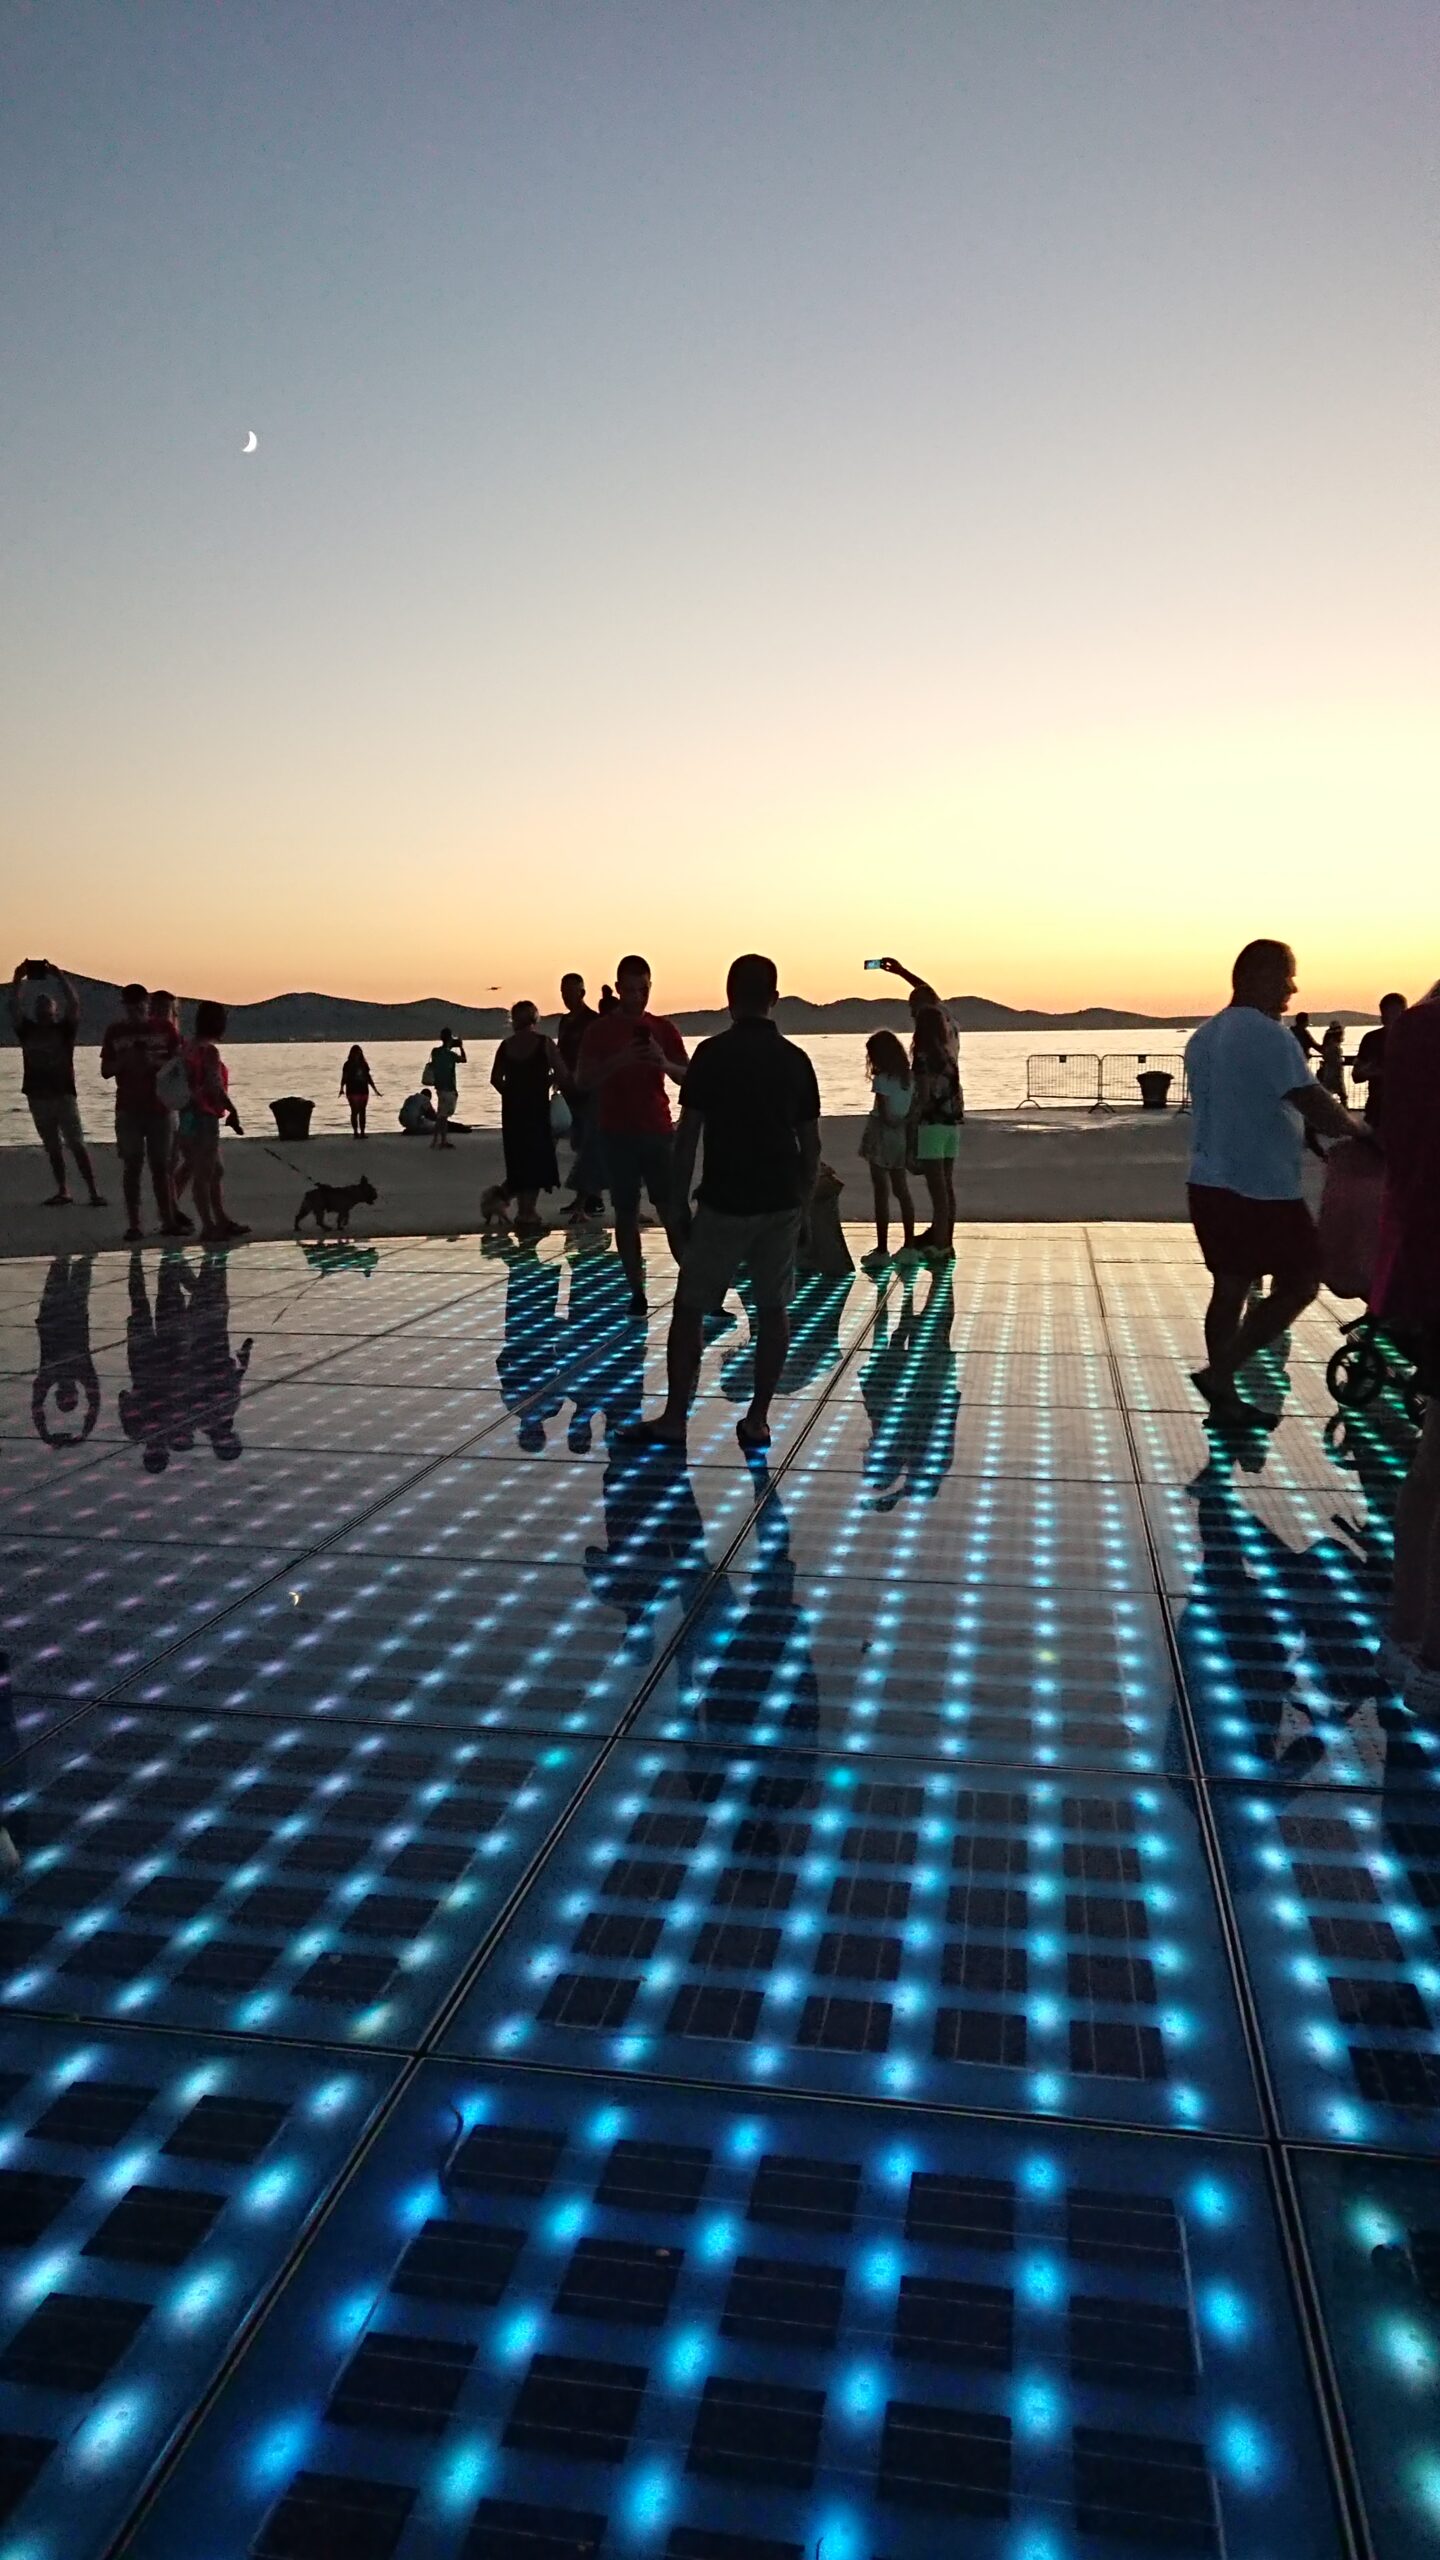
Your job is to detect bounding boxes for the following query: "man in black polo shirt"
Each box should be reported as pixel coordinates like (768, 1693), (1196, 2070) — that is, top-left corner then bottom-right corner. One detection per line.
(639, 952), (820, 1452)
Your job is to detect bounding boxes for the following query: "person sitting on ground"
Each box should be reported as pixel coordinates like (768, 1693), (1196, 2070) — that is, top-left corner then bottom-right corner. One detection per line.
(1184, 939), (1368, 1426)
(8, 958), (106, 1208)
(490, 1000), (562, 1236)
(398, 1089), (437, 1134)
(909, 1004), (960, 1261)
(1350, 991), (1406, 1132)
(179, 1000), (247, 1243)
(859, 1028), (915, 1264)
(633, 952), (821, 1453)
(578, 954), (689, 1317)
(424, 1025), (467, 1148)
(101, 980), (186, 1239)
(1317, 1021), (1349, 1105)
(340, 1044), (380, 1136)
(1372, 979), (1440, 1712)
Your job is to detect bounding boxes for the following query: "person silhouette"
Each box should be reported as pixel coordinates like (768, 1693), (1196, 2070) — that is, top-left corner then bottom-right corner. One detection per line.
(183, 1248), (253, 1460)
(494, 1237), (564, 1450)
(30, 1255), (100, 1446)
(118, 1248), (192, 1472)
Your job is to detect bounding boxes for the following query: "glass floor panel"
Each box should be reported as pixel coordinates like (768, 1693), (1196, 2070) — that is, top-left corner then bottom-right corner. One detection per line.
(126, 2066), (1344, 2560)
(635, 1564), (1188, 1775)
(1291, 2149), (1440, 2560)
(110, 1557), (688, 1737)
(337, 1451), (759, 1569)
(443, 1745), (1259, 2134)
(1128, 1403), (1415, 1493)
(1168, 1584), (1440, 1791)
(0, 1536), (299, 1698)
(0, 1225), (1416, 2552)
(1211, 1783), (1440, 2153)
(229, 1380), (521, 1455)
(740, 1468), (1154, 1589)
(0, 1709), (595, 2048)
(0, 2017), (394, 2560)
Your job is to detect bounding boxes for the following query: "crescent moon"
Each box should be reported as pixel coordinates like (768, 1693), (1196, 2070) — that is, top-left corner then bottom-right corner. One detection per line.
(242, 430), (258, 454)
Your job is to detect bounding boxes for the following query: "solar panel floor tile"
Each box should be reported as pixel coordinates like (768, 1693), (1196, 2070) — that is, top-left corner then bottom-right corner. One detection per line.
(124, 2066), (1344, 2560)
(0, 2018), (394, 2560)
(446, 1746), (1259, 2133)
(0, 1709), (595, 2046)
(1211, 1782), (1440, 2152)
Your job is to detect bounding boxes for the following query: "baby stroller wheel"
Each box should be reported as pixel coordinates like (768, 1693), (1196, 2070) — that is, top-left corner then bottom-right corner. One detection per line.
(1327, 1335), (1386, 1408)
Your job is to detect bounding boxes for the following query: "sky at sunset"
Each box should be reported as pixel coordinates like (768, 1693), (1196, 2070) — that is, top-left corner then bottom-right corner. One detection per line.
(2, 1), (1435, 1016)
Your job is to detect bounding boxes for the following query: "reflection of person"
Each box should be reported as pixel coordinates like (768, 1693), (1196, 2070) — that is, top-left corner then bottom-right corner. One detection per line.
(577, 955), (689, 1318)
(1350, 993), (1407, 1132)
(490, 1001), (561, 1235)
(638, 954), (819, 1453)
(494, 1238), (564, 1451)
(340, 1045), (380, 1136)
(8, 958), (106, 1208)
(119, 1249), (191, 1472)
(183, 1251), (253, 1459)
(560, 1230), (639, 1452)
(1373, 984), (1440, 1714)
(857, 1262), (959, 1506)
(1184, 940), (1369, 1426)
(31, 1256), (100, 1445)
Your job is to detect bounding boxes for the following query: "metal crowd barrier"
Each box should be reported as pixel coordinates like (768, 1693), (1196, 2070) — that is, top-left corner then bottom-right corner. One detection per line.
(1022, 1050), (1190, 1109)
(1023, 1054), (1103, 1107)
(1100, 1050), (1189, 1108)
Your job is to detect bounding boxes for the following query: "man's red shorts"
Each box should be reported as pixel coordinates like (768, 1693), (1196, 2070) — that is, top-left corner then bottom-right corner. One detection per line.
(1187, 1184), (1321, 1288)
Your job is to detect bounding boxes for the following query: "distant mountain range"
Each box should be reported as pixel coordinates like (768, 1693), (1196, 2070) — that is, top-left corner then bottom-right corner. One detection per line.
(3, 971), (1376, 1044)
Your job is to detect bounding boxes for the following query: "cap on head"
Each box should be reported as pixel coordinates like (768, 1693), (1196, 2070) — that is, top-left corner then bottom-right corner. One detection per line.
(726, 952), (779, 1014)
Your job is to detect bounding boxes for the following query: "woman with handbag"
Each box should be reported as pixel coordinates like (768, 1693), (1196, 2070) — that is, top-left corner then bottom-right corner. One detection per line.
(489, 1000), (562, 1236)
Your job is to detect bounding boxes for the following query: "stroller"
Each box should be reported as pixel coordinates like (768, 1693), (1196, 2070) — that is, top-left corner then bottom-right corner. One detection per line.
(1316, 1138), (1424, 1425)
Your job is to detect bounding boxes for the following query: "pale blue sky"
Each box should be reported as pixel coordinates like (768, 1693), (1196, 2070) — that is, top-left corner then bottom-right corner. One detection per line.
(3, 1), (1435, 1008)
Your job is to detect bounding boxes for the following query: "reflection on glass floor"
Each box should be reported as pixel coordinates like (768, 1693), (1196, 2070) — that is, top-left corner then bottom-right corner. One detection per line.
(0, 1222), (1432, 2559)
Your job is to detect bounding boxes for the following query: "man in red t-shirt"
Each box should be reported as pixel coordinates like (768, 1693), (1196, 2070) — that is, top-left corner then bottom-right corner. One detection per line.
(100, 980), (185, 1239)
(578, 953), (688, 1314)
(1376, 984), (1440, 1708)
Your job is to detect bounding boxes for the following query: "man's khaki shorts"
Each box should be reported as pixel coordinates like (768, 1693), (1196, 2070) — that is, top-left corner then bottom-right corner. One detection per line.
(676, 1204), (802, 1313)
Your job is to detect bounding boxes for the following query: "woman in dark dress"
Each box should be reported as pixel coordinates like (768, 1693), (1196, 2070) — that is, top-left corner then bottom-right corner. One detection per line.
(490, 1000), (561, 1234)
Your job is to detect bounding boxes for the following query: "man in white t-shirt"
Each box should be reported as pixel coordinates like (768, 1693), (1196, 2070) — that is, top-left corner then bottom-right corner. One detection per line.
(1184, 938), (1367, 1422)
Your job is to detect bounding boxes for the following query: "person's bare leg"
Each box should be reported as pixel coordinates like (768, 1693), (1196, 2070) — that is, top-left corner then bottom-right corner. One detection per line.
(1197, 1273), (1249, 1387)
(651, 1303), (703, 1440)
(1224, 1273), (1319, 1378)
(892, 1170), (916, 1247)
(38, 1123), (69, 1201)
(122, 1149), (144, 1233)
(869, 1168), (890, 1255)
(1392, 1408), (1440, 1658)
(147, 1120), (175, 1226)
(616, 1211), (645, 1308)
(739, 1304), (790, 1447)
(922, 1165), (952, 1253)
(72, 1138), (104, 1205)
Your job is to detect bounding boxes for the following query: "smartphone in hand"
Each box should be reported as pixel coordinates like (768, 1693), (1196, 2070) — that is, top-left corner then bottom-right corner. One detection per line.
(864, 958), (886, 971)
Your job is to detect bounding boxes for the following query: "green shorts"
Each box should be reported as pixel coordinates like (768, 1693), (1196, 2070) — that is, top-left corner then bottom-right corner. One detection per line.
(915, 1125), (958, 1164)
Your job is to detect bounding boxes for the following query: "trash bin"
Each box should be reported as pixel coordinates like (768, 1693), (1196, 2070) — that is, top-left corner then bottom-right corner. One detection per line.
(270, 1096), (315, 1142)
(1137, 1071), (1173, 1111)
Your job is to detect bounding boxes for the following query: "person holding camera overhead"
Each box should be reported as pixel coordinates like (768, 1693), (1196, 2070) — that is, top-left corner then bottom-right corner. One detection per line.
(8, 958), (106, 1209)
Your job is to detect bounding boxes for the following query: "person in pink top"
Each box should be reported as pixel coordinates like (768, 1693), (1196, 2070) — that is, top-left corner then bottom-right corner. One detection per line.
(1374, 981), (1440, 1712)
(178, 1000), (248, 1243)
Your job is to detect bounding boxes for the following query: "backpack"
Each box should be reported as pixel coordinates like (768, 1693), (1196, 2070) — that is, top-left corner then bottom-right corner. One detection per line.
(156, 1050), (191, 1111)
